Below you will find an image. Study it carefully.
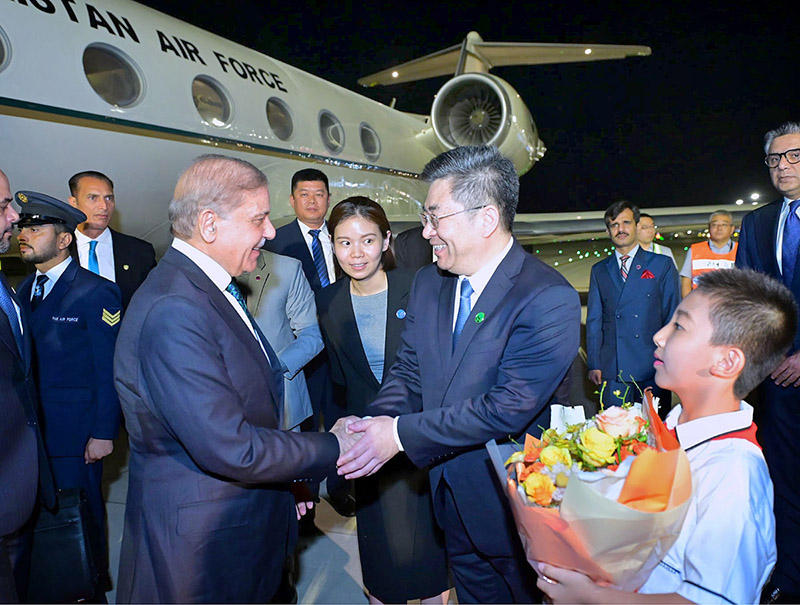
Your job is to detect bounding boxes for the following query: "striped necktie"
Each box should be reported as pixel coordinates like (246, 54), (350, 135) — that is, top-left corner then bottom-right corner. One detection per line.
(620, 254), (630, 281)
(782, 199), (800, 286)
(309, 229), (330, 288)
(88, 240), (100, 274)
(0, 278), (23, 356)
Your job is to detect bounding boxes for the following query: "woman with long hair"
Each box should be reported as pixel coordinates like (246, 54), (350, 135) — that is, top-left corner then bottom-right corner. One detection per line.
(316, 196), (449, 604)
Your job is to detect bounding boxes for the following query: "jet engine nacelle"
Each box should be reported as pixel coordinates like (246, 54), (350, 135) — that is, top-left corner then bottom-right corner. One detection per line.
(430, 73), (546, 174)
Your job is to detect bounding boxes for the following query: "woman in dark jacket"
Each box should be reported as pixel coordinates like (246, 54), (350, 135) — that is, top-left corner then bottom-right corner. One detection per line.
(316, 197), (449, 604)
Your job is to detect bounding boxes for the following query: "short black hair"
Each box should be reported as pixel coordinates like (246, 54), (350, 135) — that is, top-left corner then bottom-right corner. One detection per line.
(696, 269), (798, 398)
(291, 169), (329, 194)
(421, 145), (518, 232)
(68, 171), (114, 196)
(604, 200), (640, 229)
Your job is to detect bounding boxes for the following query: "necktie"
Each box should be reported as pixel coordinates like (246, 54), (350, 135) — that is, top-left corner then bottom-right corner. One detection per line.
(0, 278), (23, 355)
(453, 278), (474, 351)
(31, 274), (49, 312)
(620, 255), (630, 281)
(782, 199), (800, 286)
(88, 240), (100, 275)
(309, 229), (330, 288)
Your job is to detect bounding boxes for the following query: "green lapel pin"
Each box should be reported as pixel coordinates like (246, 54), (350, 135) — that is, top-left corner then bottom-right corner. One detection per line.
(475, 312), (485, 324)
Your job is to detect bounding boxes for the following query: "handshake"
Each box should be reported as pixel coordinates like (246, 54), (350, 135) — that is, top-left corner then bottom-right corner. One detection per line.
(329, 415), (400, 479)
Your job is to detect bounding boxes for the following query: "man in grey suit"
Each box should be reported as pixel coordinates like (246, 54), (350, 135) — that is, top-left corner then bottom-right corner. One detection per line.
(113, 155), (356, 603)
(242, 250), (323, 431)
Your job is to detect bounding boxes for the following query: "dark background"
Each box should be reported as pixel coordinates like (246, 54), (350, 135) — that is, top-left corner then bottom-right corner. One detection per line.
(137, 0), (794, 214)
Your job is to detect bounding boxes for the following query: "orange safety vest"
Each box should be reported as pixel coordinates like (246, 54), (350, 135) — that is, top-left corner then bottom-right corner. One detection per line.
(690, 241), (738, 289)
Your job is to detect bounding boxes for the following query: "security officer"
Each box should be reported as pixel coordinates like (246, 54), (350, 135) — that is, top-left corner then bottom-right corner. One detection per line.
(15, 191), (122, 598)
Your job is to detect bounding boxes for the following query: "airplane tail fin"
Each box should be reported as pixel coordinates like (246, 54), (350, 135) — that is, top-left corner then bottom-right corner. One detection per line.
(358, 32), (651, 87)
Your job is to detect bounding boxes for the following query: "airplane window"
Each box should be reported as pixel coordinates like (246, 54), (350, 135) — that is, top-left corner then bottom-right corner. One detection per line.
(191, 76), (232, 127)
(266, 97), (293, 141)
(0, 27), (9, 72)
(360, 123), (381, 162)
(318, 110), (345, 154)
(82, 44), (143, 107)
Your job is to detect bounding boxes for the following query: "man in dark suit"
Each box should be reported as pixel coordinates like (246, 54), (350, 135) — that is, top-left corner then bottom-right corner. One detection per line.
(67, 171), (156, 309)
(262, 168), (354, 516)
(15, 190), (122, 596)
(586, 200), (680, 411)
(337, 146), (581, 603)
(0, 171), (55, 603)
(394, 224), (432, 271)
(736, 121), (800, 604)
(113, 155), (355, 603)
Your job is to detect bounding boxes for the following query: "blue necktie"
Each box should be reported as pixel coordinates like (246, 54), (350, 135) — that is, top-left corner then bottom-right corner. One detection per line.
(88, 240), (100, 275)
(31, 274), (49, 312)
(453, 278), (474, 351)
(309, 229), (330, 288)
(783, 199), (800, 286)
(0, 278), (23, 356)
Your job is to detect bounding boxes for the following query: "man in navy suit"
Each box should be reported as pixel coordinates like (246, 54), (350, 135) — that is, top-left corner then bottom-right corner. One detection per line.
(338, 146), (581, 603)
(736, 121), (800, 604)
(113, 155), (355, 603)
(0, 171), (55, 603)
(586, 200), (680, 411)
(15, 190), (122, 595)
(67, 171), (156, 310)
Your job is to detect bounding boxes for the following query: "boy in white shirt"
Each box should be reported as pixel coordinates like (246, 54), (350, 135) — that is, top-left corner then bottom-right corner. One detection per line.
(537, 268), (797, 605)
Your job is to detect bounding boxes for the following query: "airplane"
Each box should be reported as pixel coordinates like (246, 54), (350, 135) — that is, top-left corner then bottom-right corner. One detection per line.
(0, 1), (659, 247)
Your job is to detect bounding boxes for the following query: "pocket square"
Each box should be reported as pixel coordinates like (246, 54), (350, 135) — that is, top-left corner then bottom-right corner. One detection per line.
(641, 270), (655, 279)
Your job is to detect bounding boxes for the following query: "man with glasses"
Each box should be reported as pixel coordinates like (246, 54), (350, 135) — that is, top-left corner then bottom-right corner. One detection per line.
(737, 121), (800, 604)
(336, 145), (581, 603)
(679, 210), (737, 297)
(637, 213), (677, 268)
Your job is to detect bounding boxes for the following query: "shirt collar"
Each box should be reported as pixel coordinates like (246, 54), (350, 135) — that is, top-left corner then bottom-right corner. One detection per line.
(171, 237), (232, 292)
(708, 240), (734, 254)
(296, 219), (329, 239)
(37, 255), (72, 284)
(665, 400), (753, 449)
(459, 236), (513, 298)
(74, 226), (112, 247)
(615, 244), (640, 261)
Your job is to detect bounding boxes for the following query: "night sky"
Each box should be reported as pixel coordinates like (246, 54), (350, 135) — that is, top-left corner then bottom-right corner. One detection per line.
(137, 0), (793, 214)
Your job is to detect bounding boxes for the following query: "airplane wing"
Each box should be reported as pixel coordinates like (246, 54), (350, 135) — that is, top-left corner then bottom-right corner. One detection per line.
(358, 32), (651, 87)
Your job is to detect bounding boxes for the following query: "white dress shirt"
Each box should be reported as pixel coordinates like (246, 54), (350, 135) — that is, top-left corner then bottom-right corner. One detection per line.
(75, 227), (116, 282)
(775, 196), (799, 273)
(614, 244), (640, 274)
(296, 220), (336, 284)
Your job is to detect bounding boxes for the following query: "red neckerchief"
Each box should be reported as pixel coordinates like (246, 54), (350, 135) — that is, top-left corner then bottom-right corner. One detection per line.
(667, 423), (761, 451)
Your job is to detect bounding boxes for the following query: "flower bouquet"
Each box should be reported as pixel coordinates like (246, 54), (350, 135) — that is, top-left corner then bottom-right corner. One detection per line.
(486, 389), (691, 591)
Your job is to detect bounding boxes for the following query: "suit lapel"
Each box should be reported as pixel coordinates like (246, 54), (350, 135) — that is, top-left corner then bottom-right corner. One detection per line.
(32, 260), (77, 319)
(0, 272), (23, 362)
(382, 270), (410, 380)
(623, 248), (648, 293)
(603, 255), (624, 302)
(759, 201), (782, 277)
(242, 252), (271, 313)
(437, 274), (457, 371)
(330, 279), (381, 391)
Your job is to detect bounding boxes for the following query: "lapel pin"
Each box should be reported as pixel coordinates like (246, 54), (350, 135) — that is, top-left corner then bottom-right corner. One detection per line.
(635, 264), (641, 270)
(123, 264), (130, 271)
(475, 312), (485, 324)
(396, 309), (406, 319)
(255, 275), (262, 281)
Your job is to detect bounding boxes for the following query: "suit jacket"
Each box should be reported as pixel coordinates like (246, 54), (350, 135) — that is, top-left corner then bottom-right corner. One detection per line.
(19, 261), (122, 457)
(0, 273), (42, 535)
(242, 251), (323, 431)
(586, 248), (680, 382)
(262, 220), (327, 292)
(109, 228), (157, 310)
(368, 242), (581, 557)
(315, 268), (414, 415)
(737, 198), (800, 351)
(394, 225), (432, 272)
(113, 247), (339, 603)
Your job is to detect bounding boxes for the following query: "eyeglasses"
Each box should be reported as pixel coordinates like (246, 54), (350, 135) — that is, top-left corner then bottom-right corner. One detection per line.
(709, 222), (732, 228)
(765, 148), (800, 168)
(419, 205), (487, 229)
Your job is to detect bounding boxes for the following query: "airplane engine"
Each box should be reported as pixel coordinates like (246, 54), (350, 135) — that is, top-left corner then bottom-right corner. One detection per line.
(430, 73), (546, 174)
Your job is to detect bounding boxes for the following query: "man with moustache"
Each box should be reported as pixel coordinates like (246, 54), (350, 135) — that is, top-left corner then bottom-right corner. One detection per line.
(113, 155), (356, 603)
(67, 171), (156, 309)
(15, 191), (122, 598)
(586, 200), (680, 409)
(736, 121), (800, 603)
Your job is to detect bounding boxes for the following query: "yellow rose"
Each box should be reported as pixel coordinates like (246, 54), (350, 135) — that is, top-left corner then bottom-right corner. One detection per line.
(579, 427), (617, 467)
(539, 445), (572, 468)
(523, 472), (556, 506)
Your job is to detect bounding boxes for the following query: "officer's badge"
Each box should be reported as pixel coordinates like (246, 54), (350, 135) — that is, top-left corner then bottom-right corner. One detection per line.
(17, 192), (28, 204)
(102, 308), (121, 326)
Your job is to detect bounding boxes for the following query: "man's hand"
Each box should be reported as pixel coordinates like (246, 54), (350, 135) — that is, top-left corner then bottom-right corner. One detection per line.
(588, 369), (603, 386)
(295, 500), (314, 521)
(772, 351), (800, 387)
(330, 416), (362, 456)
(84, 438), (113, 464)
(336, 416), (399, 479)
